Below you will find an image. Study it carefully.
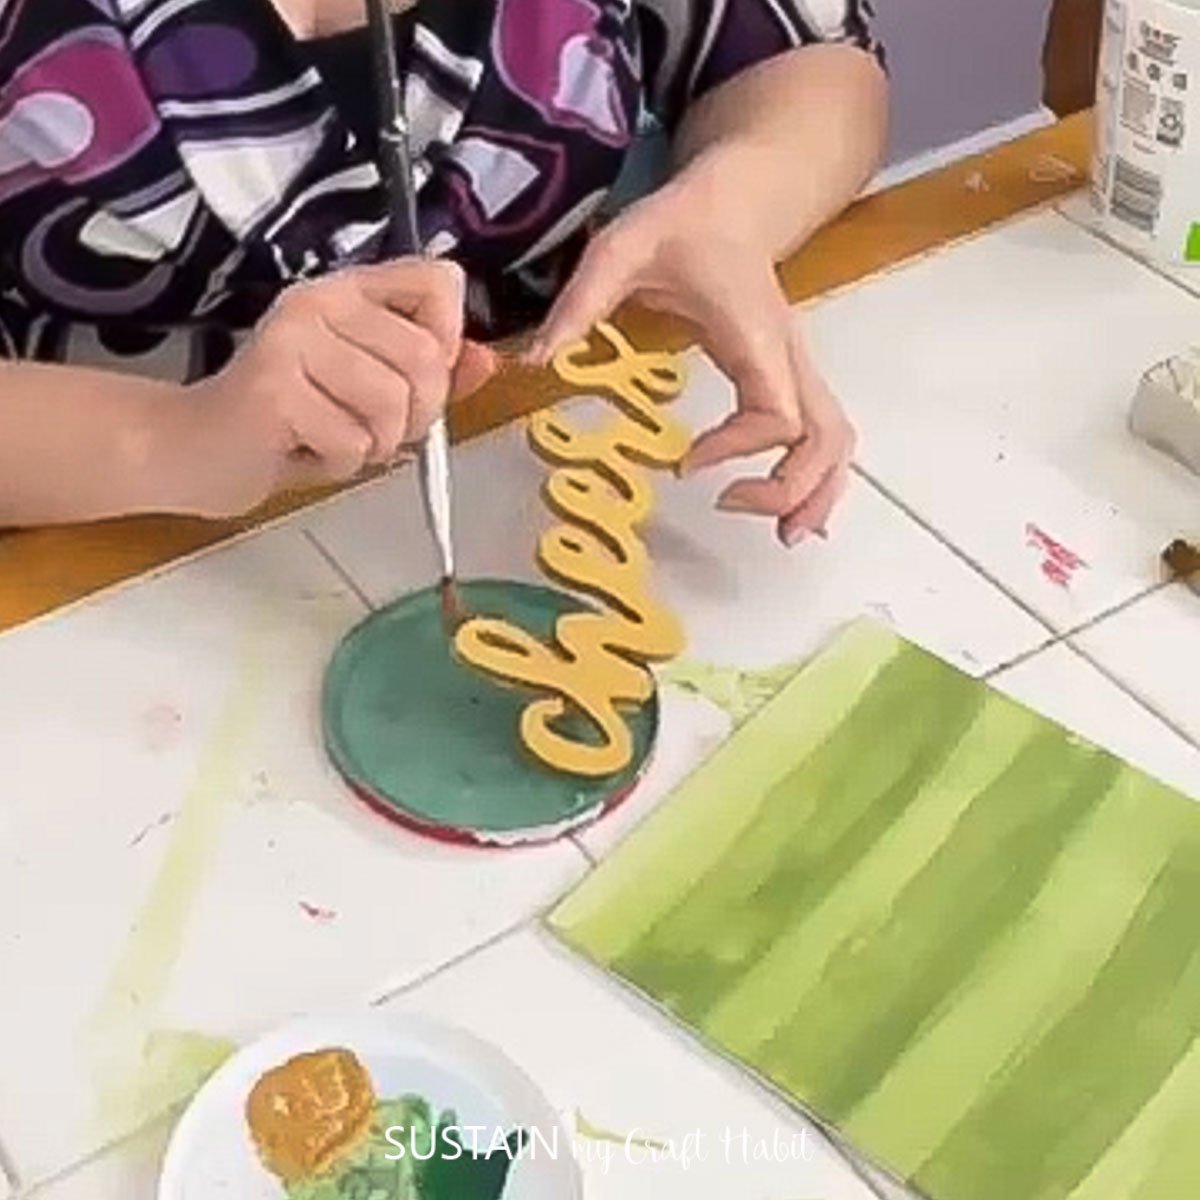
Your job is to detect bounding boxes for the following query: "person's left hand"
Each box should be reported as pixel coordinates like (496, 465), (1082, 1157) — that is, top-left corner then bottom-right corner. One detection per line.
(527, 183), (856, 544)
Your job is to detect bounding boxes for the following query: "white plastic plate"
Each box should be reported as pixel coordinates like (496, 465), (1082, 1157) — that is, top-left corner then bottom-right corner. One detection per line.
(158, 1015), (581, 1200)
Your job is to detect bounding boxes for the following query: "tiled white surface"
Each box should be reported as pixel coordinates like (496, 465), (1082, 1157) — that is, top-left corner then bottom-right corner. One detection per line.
(22, 1121), (172, 1200)
(806, 209), (1200, 631)
(378, 928), (878, 1200)
(991, 638), (1200, 801)
(1072, 584), (1200, 748)
(0, 528), (585, 1189)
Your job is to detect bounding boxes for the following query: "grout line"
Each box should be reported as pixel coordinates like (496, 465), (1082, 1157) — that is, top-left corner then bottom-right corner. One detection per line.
(16, 1103), (188, 1200)
(852, 465), (1191, 673)
(368, 919), (530, 1009)
(855, 464), (1200, 747)
(982, 632), (1064, 680)
(1065, 634), (1200, 753)
(982, 582), (1175, 680)
(849, 468), (1198, 745)
(302, 529), (375, 613)
(569, 834), (598, 868)
(0, 1135), (20, 1197)
(1049, 579), (1174, 639)
(851, 466), (1059, 638)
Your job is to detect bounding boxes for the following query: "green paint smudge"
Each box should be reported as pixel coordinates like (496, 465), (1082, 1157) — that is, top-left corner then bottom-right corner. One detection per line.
(287, 1097), (524, 1200)
(660, 658), (805, 726)
(574, 1109), (669, 1151)
(113, 1030), (238, 1130)
(88, 626), (267, 1135)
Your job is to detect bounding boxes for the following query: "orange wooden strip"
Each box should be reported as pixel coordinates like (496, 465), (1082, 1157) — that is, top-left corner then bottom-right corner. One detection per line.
(0, 114), (1093, 632)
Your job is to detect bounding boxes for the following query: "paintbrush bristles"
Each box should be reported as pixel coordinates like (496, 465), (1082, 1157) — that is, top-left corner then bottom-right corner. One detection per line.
(439, 577), (470, 634)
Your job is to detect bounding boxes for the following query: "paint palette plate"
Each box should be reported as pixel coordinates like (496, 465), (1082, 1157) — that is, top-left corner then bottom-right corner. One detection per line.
(322, 580), (658, 846)
(158, 1015), (581, 1200)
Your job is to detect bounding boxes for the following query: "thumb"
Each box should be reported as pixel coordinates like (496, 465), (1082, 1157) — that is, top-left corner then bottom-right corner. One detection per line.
(526, 235), (637, 366)
(451, 339), (501, 401)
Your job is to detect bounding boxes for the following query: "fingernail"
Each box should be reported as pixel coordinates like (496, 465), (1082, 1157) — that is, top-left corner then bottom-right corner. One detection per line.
(717, 494), (755, 514)
(782, 526), (807, 548)
(814, 526), (829, 541)
(675, 457), (694, 479)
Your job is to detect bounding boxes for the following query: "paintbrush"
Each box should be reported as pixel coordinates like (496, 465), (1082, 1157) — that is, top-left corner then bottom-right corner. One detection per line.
(365, 0), (468, 631)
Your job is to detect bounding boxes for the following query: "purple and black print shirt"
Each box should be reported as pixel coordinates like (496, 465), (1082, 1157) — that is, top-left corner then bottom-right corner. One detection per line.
(0, 0), (879, 376)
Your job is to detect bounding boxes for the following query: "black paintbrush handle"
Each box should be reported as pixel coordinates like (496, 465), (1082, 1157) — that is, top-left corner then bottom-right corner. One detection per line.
(364, 0), (422, 258)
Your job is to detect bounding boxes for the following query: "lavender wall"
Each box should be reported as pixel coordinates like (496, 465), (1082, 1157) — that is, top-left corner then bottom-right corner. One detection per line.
(873, 0), (1056, 162)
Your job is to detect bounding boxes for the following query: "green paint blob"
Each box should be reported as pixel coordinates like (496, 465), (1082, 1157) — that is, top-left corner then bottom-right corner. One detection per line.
(660, 658), (804, 726)
(322, 581), (657, 842)
(574, 1109), (668, 1150)
(285, 1097), (524, 1200)
(92, 1028), (239, 1143)
(136, 1030), (237, 1114)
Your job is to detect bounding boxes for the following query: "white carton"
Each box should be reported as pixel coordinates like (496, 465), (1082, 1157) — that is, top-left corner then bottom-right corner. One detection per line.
(1131, 354), (1200, 474)
(1092, 0), (1200, 263)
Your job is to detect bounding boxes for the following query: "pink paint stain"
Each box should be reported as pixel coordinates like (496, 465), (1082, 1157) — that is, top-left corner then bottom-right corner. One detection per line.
(1025, 523), (1088, 589)
(141, 702), (183, 751)
(299, 902), (337, 923)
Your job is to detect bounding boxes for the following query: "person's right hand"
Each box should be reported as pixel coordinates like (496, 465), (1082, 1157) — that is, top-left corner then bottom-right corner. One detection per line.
(180, 258), (496, 517)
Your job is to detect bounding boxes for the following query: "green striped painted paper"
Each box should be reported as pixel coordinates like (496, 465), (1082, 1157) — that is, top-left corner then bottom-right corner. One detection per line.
(549, 622), (1200, 1200)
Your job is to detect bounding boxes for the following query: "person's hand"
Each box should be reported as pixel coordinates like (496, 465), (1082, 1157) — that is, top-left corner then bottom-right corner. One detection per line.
(180, 259), (496, 517)
(528, 187), (855, 543)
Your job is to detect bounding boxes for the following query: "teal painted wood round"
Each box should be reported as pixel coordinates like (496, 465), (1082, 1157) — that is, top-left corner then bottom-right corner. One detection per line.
(322, 580), (658, 846)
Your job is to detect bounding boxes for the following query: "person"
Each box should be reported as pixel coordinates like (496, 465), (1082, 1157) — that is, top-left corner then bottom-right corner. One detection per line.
(0, 0), (887, 544)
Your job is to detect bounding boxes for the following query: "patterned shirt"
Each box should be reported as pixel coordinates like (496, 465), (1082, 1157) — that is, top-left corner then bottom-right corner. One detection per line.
(0, 0), (879, 377)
